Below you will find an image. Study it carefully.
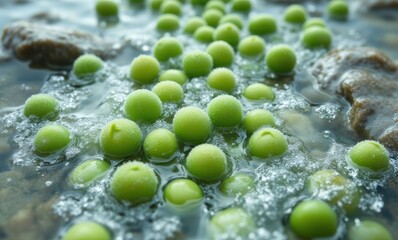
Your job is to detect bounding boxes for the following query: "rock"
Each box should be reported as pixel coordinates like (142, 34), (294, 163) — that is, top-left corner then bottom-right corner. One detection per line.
(366, 0), (398, 10)
(1, 21), (118, 68)
(312, 47), (398, 151)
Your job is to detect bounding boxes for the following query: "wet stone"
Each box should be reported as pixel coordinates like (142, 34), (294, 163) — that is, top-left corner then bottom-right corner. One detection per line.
(1, 21), (118, 68)
(312, 47), (398, 150)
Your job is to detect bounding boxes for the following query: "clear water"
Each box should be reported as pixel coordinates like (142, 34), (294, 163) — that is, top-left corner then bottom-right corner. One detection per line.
(0, 0), (397, 239)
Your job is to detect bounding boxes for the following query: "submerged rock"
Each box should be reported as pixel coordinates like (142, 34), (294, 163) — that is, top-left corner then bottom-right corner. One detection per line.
(312, 47), (398, 151)
(1, 21), (118, 68)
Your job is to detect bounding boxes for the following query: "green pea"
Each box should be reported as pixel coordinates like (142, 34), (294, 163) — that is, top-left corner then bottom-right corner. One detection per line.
(303, 17), (327, 29)
(73, 54), (103, 78)
(238, 35), (266, 57)
(206, 40), (235, 67)
(164, 178), (203, 209)
(124, 89), (163, 123)
(182, 50), (213, 78)
(159, 69), (187, 85)
(208, 95), (243, 128)
(348, 140), (390, 172)
(207, 68), (236, 92)
(95, 0), (118, 18)
(153, 37), (183, 62)
(34, 124), (70, 156)
(328, 0), (349, 20)
(152, 81), (184, 103)
(156, 14), (180, 32)
(144, 128), (178, 160)
(209, 208), (255, 238)
(248, 14), (277, 35)
(63, 221), (111, 240)
(283, 4), (307, 24)
(219, 173), (254, 196)
(160, 0), (182, 16)
(24, 94), (58, 120)
(265, 44), (296, 74)
(213, 23), (240, 47)
(184, 17), (206, 34)
(69, 159), (111, 188)
(231, 0), (251, 12)
(129, 55), (160, 84)
(248, 127), (287, 159)
(150, 0), (163, 10)
(244, 109), (275, 135)
(302, 27), (332, 49)
(348, 220), (393, 240)
(219, 14), (244, 30)
(205, 0), (226, 13)
(202, 9), (224, 27)
(194, 26), (215, 43)
(243, 83), (274, 101)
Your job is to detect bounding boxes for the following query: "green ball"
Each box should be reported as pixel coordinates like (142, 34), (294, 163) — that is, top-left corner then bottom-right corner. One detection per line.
(110, 161), (158, 204)
(265, 44), (296, 74)
(100, 118), (142, 158)
(164, 178), (203, 208)
(303, 18), (327, 29)
(328, 0), (349, 20)
(160, 0), (182, 16)
(194, 26), (215, 43)
(290, 199), (338, 239)
(173, 106), (212, 144)
(156, 14), (180, 32)
(244, 109), (275, 135)
(219, 14), (243, 30)
(208, 95), (243, 128)
(202, 9), (224, 28)
(182, 50), (213, 78)
(73, 54), (103, 77)
(210, 208), (255, 238)
(153, 37), (183, 62)
(206, 41), (235, 68)
(348, 220), (393, 240)
(207, 68), (236, 92)
(307, 169), (361, 213)
(129, 55), (160, 84)
(283, 4), (307, 24)
(186, 144), (227, 181)
(190, 0), (209, 6)
(63, 221), (111, 240)
(159, 69), (187, 85)
(95, 0), (119, 18)
(238, 36), (266, 57)
(205, 0), (226, 13)
(150, 0), (163, 10)
(184, 17), (207, 34)
(248, 127), (288, 159)
(302, 27), (332, 49)
(219, 173), (254, 197)
(248, 14), (277, 35)
(69, 159), (111, 187)
(124, 89), (163, 123)
(144, 128), (178, 160)
(231, 0), (251, 12)
(152, 81), (184, 103)
(213, 23), (240, 47)
(348, 140), (390, 172)
(34, 124), (70, 156)
(24, 94), (58, 120)
(243, 83), (274, 101)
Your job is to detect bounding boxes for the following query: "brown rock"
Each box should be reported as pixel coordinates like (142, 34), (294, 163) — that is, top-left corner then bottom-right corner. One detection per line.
(1, 21), (118, 68)
(312, 47), (398, 150)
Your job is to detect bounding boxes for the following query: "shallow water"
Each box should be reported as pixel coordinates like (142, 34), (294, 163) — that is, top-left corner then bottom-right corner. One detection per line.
(0, 0), (398, 239)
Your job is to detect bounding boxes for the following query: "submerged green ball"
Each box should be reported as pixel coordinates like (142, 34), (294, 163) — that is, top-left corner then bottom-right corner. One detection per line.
(348, 140), (390, 172)
(24, 94), (58, 120)
(173, 106), (212, 144)
(100, 118), (142, 158)
(206, 41), (235, 67)
(220, 14), (243, 30)
(164, 178), (203, 209)
(248, 127), (288, 158)
(248, 14), (277, 35)
(160, 0), (182, 16)
(156, 14), (180, 32)
(244, 109), (275, 134)
(205, 0), (226, 13)
(152, 81), (184, 103)
(194, 26), (215, 43)
(144, 128), (178, 160)
(124, 90), (162, 123)
(63, 221), (111, 240)
(110, 161), (158, 204)
(265, 44), (296, 74)
(220, 173), (255, 197)
(182, 50), (213, 78)
(208, 95), (243, 128)
(231, 0), (251, 12)
(73, 54), (103, 77)
(159, 69), (187, 85)
(302, 27), (332, 49)
(303, 18), (327, 29)
(95, 0), (119, 17)
(328, 0), (349, 20)
(207, 68), (236, 92)
(283, 4), (307, 24)
(290, 199), (338, 239)
(69, 159), (111, 187)
(150, 0), (163, 10)
(210, 208), (255, 238)
(202, 9), (224, 27)
(129, 55), (160, 84)
(213, 23), (240, 47)
(184, 17), (206, 34)
(243, 83), (274, 101)
(34, 124), (70, 156)
(348, 220), (393, 240)
(238, 35), (266, 57)
(153, 37), (183, 62)
(186, 144), (227, 181)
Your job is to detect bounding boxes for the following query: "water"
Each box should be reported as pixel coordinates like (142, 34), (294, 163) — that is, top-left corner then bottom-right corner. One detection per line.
(0, 0), (398, 239)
